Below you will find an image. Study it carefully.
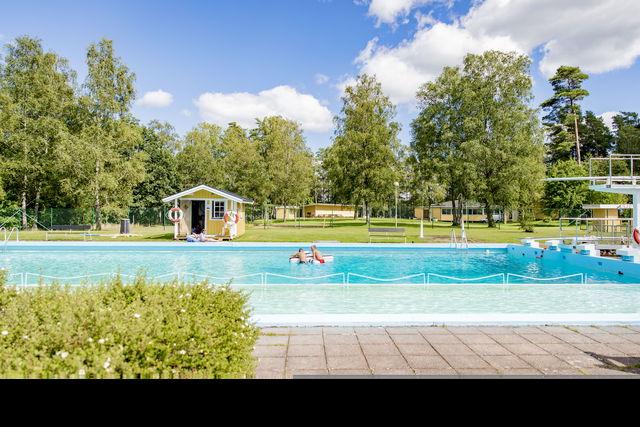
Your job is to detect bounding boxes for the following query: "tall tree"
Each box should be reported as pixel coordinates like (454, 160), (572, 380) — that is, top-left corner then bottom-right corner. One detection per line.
(579, 111), (614, 158)
(60, 38), (144, 229)
(0, 36), (76, 228)
(411, 66), (474, 226)
(175, 122), (225, 189)
(324, 74), (400, 224)
(541, 66), (590, 164)
(252, 116), (314, 220)
(613, 112), (640, 155)
(461, 51), (545, 227)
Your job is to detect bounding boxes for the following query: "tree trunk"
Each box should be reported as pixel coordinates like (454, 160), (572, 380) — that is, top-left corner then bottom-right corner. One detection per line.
(33, 187), (41, 230)
(571, 98), (581, 165)
(21, 190), (27, 230)
(451, 198), (460, 227)
(95, 159), (101, 230)
(485, 201), (496, 228)
(365, 201), (370, 225)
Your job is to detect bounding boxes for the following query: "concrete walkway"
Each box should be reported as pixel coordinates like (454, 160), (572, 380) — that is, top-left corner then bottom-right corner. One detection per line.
(254, 325), (640, 378)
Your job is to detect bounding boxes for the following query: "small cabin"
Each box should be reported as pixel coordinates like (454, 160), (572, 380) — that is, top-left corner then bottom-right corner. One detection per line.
(582, 204), (632, 233)
(162, 185), (254, 240)
(302, 204), (355, 218)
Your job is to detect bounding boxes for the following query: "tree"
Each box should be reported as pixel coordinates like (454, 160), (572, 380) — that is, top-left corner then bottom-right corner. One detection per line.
(461, 51), (545, 227)
(132, 120), (180, 207)
(324, 74), (400, 224)
(175, 123), (225, 189)
(252, 116), (314, 220)
(613, 112), (640, 155)
(0, 36), (76, 228)
(542, 160), (589, 212)
(541, 66), (590, 164)
(220, 122), (267, 204)
(579, 111), (614, 158)
(60, 38), (144, 229)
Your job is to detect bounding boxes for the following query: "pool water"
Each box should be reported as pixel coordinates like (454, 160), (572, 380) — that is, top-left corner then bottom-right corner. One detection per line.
(3, 245), (640, 324)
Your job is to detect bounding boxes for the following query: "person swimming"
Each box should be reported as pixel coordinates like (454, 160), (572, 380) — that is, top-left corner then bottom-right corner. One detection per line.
(310, 245), (325, 263)
(289, 248), (309, 264)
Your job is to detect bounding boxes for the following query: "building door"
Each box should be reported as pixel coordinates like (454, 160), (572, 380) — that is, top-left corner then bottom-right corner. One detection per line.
(191, 200), (206, 233)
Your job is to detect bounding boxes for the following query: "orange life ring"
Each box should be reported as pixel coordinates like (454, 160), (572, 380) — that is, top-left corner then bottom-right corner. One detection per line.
(633, 228), (640, 245)
(167, 207), (183, 223)
(224, 211), (240, 224)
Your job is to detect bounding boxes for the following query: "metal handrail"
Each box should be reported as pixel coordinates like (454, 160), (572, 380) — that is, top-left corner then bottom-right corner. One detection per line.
(427, 273), (505, 284)
(506, 273), (584, 285)
(347, 273), (426, 285)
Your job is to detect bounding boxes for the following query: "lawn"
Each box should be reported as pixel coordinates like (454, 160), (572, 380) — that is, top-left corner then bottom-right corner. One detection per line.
(12, 218), (573, 244)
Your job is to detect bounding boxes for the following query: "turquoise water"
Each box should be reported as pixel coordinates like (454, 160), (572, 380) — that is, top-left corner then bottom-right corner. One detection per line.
(2, 246), (640, 318)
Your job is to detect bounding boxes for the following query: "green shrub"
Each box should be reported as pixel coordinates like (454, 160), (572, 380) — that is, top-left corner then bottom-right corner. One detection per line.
(0, 274), (259, 379)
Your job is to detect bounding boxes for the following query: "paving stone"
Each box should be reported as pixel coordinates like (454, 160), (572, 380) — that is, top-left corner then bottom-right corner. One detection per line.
(413, 368), (457, 376)
(502, 342), (548, 355)
(329, 369), (372, 376)
(583, 367), (638, 376)
(519, 355), (574, 370)
(289, 327), (324, 335)
(325, 344), (362, 357)
(457, 334), (497, 345)
(432, 343), (476, 356)
(585, 333), (633, 344)
(255, 370), (285, 379)
(519, 333), (565, 344)
(468, 344), (513, 356)
(478, 327), (518, 335)
(289, 334), (324, 345)
(572, 343), (628, 357)
(389, 334), (427, 344)
(422, 334), (463, 345)
(366, 355), (410, 370)
(486, 334), (529, 344)
(606, 342), (640, 355)
(357, 334), (393, 344)
(385, 327), (423, 335)
(536, 343), (583, 355)
(511, 326), (544, 334)
(260, 327), (290, 335)
(446, 327), (484, 334)
(286, 356), (327, 370)
(361, 343), (402, 356)
(322, 327), (355, 335)
(568, 326), (603, 334)
(287, 345), (325, 357)
(538, 326), (574, 335)
(257, 335), (289, 345)
(555, 353), (604, 369)
(455, 368), (500, 376)
(483, 355), (534, 370)
(253, 345), (287, 358)
(404, 355), (451, 370)
(327, 355), (369, 370)
(596, 326), (637, 334)
(370, 369), (416, 376)
(288, 369), (329, 378)
(257, 357), (286, 370)
(443, 354), (491, 369)
(354, 327), (388, 335)
(498, 369), (543, 376)
(324, 334), (359, 345)
(548, 333), (597, 344)
(538, 369), (585, 376)
(416, 327), (453, 335)
(395, 343), (439, 356)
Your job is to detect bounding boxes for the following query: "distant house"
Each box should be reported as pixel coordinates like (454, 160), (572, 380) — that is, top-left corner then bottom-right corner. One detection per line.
(162, 185), (254, 240)
(275, 203), (356, 220)
(582, 203), (632, 232)
(415, 201), (515, 223)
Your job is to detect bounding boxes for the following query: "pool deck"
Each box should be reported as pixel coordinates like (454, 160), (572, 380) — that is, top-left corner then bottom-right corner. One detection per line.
(254, 325), (640, 378)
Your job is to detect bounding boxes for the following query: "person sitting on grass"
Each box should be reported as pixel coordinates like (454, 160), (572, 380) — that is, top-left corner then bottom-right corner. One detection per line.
(311, 245), (325, 263)
(290, 248), (308, 263)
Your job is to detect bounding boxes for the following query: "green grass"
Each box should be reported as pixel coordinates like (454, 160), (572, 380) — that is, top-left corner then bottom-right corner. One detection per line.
(13, 218), (571, 244)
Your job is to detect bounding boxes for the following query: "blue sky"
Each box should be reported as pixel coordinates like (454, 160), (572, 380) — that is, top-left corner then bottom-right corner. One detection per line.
(1, 0), (639, 152)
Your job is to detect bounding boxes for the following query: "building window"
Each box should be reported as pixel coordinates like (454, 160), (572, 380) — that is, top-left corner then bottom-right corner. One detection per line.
(442, 209), (452, 215)
(211, 200), (226, 219)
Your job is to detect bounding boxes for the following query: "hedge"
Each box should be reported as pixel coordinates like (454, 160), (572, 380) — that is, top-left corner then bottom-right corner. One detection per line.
(0, 272), (259, 379)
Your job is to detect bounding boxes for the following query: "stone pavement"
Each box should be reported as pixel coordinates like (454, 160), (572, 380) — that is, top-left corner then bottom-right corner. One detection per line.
(253, 325), (640, 378)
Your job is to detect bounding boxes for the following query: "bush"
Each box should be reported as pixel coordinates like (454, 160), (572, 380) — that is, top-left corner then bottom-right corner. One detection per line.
(0, 273), (259, 379)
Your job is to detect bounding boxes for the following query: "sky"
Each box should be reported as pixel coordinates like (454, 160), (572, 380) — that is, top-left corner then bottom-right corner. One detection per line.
(1, 0), (639, 152)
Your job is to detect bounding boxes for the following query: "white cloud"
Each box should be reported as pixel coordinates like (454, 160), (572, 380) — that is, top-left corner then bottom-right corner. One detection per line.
(366, 0), (439, 27)
(180, 109), (192, 117)
(599, 112), (620, 131)
(315, 73), (330, 85)
(352, 0), (640, 105)
(194, 85), (333, 133)
(137, 90), (174, 107)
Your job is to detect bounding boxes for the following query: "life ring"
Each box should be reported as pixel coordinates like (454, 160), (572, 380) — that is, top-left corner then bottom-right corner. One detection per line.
(633, 228), (640, 245)
(224, 211), (240, 224)
(167, 207), (183, 223)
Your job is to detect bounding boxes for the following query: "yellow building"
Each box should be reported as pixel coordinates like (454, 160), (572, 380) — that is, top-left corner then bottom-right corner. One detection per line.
(302, 204), (355, 218)
(583, 204), (632, 232)
(162, 185), (254, 240)
(422, 202), (511, 223)
(275, 206), (300, 220)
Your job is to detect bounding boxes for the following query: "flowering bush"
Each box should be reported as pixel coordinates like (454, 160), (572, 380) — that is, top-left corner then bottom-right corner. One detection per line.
(0, 272), (259, 379)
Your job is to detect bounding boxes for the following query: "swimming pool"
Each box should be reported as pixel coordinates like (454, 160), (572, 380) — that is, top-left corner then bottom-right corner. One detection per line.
(3, 242), (640, 325)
